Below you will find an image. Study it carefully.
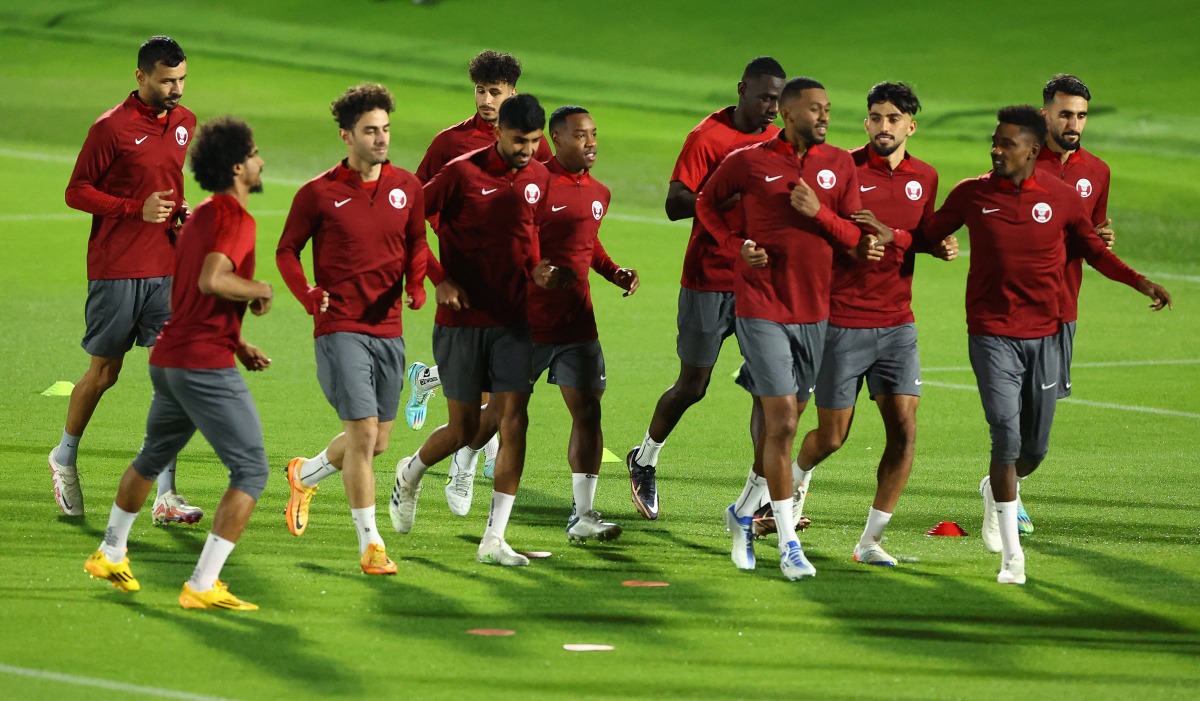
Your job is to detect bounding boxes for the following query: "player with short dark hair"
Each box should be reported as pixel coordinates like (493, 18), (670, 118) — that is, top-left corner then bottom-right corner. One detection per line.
(84, 116), (274, 610)
(923, 105), (1171, 585)
(762, 81), (956, 566)
(389, 94), (571, 566)
(625, 56), (787, 521)
(526, 105), (639, 542)
(276, 84), (431, 576)
(51, 36), (200, 524)
(696, 76), (891, 579)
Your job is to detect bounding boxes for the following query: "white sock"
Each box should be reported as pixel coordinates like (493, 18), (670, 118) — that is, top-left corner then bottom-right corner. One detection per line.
(402, 453), (429, 485)
(452, 445), (481, 476)
(351, 505), (385, 554)
(572, 473), (598, 516)
(55, 430), (80, 467)
(996, 500), (1022, 561)
(483, 433), (499, 465)
(188, 533), (236, 592)
(859, 508), (893, 546)
(155, 459), (177, 498)
(300, 449), (339, 487)
(793, 461), (813, 490)
(100, 504), (138, 562)
(635, 432), (664, 467)
(773, 498), (798, 548)
(416, 364), (442, 391)
(484, 491), (516, 541)
(733, 469), (768, 518)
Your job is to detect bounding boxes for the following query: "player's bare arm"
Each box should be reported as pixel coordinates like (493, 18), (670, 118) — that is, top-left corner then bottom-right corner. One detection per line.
(198, 251), (273, 307)
(664, 180), (697, 221)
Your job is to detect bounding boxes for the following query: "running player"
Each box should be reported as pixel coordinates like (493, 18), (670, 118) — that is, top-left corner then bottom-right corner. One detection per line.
(696, 76), (890, 579)
(52, 36), (200, 523)
(83, 116), (273, 609)
(276, 84), (430, 575)
(922, 105), (1171, 584)
(625, 56), (787, 521)
(388, 94), (570, 566)
(526, 105), (639, 542)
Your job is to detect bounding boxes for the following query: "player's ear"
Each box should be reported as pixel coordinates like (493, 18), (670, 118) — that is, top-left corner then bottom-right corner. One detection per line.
(908, 120), (917, 137)
(338, 128), (352, 147)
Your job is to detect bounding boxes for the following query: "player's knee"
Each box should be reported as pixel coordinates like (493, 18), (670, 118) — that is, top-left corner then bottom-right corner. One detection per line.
(92, 361), (123, 390)
(886, 418), (918, 455)
(1019, 447), (1048, 472)
(500, 410), (528, 438)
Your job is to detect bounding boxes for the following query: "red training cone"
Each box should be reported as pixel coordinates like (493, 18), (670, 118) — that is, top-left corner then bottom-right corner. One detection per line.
(926, 521), (968, 537)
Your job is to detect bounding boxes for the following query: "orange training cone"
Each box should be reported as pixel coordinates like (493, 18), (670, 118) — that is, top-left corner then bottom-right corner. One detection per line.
(926, 521), (968, 537)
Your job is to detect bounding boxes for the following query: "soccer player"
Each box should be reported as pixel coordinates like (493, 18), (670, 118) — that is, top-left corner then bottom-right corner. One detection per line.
(388, 94), (569, 566)
(528, 105), (639, 542)
(276, 84), (430, 575)
(696, 77), (891, 580)
(52, 36), (201, 523)
(767, 82), (955, 566)
(1012, 73), (1115, 534)
(83, 115), (273, 610)
(922, 105), (1171, 585)
(625, 56), (787, 521)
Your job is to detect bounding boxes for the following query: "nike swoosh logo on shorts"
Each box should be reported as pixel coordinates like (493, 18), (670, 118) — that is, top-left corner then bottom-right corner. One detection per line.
(765, 175), (783, 182)
(135, 136), (149, 145)
(1041, 381), (1057, 390)
(334, 198), (351, 208)
(808, 386), (815, 393)
(552, 205), (567, 212)
(1065, 382), (1071, 389)
(860, 185), (876, 192)
(982, 207), (1001, 214)
(481, 188), (498, 195)
(915, 379), (922, 385)
(600, 374), (606, 381)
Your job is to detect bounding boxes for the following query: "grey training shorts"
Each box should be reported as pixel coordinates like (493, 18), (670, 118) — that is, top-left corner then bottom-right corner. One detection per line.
(81, 276), (172, 358)
(734, 318), (827, 400)
(676, 288), (737, 368)
(531, 339), (606, 391)
(433, 324), (533, 402)
(315, 332), (406, 422)
(815, 323), (922, 410)
(968, 334), (1060, 467)
(1057, 320), (1076, 400)
(132, 365), (270, 500)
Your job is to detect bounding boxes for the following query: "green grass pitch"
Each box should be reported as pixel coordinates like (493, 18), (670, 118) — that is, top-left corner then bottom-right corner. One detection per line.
(1, 1), (1198, 699)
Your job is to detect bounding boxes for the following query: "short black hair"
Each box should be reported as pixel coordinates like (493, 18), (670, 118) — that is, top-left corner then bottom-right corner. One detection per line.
(781, 76), (825, 104)
(742, 56), (786, 82)
(137, 36), (185, 74)
(190, 116), (255, 193)
(330, 83), (395, 131)
(1043, 73), (1091, 103)
(498, 93), (545, 133)
(867, 81), (921, 116)
(549, 105), (589, 133)
(997, 104), (1048, 144)
(468, 50), (522, 87)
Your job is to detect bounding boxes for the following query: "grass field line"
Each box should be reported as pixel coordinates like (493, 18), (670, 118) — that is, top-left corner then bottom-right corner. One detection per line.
(925, 358), (1200, 372)
(0, 663), (236, 701)
(921, 380), (1200, 419)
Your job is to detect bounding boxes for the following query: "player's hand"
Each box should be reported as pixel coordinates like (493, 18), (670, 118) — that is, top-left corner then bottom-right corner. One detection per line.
(789, 180), (820, 217)
(172, 199), (191, 229)
(249, 282), (273, 316)
(304, 286), (329, 315)
(852, 210), (895, 245)
(143, 189), (176, 223)
(853, 234), (885, 263)
(435, 279), (469, 310)
(932, 234), (959, 261)
(1096, 218), (1115, 249)
(405, 285), (427, 310)
(236, 342), (271, 371)
(1137, 278), (1173, 311)
(613, 267), (640, 297)
(741, 239), (769, 268)
(533, 259), (578, 289)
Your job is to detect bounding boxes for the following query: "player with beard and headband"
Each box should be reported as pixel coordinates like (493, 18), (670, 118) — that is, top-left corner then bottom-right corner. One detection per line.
(84, 116), (274, 610)
(276, 84), (431, 575)
(922, 105), (1171, 585)
(51, 36), (201, 524)
(389, 94), (573, 566)
(751, 82), (958, 566)
(625, 57), (787, 522)
(696, 76), (896, 580)
(1002, 74), (1115, 536)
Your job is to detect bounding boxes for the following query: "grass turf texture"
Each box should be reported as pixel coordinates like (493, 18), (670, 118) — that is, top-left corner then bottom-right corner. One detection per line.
(1, 1), (1198, 698)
